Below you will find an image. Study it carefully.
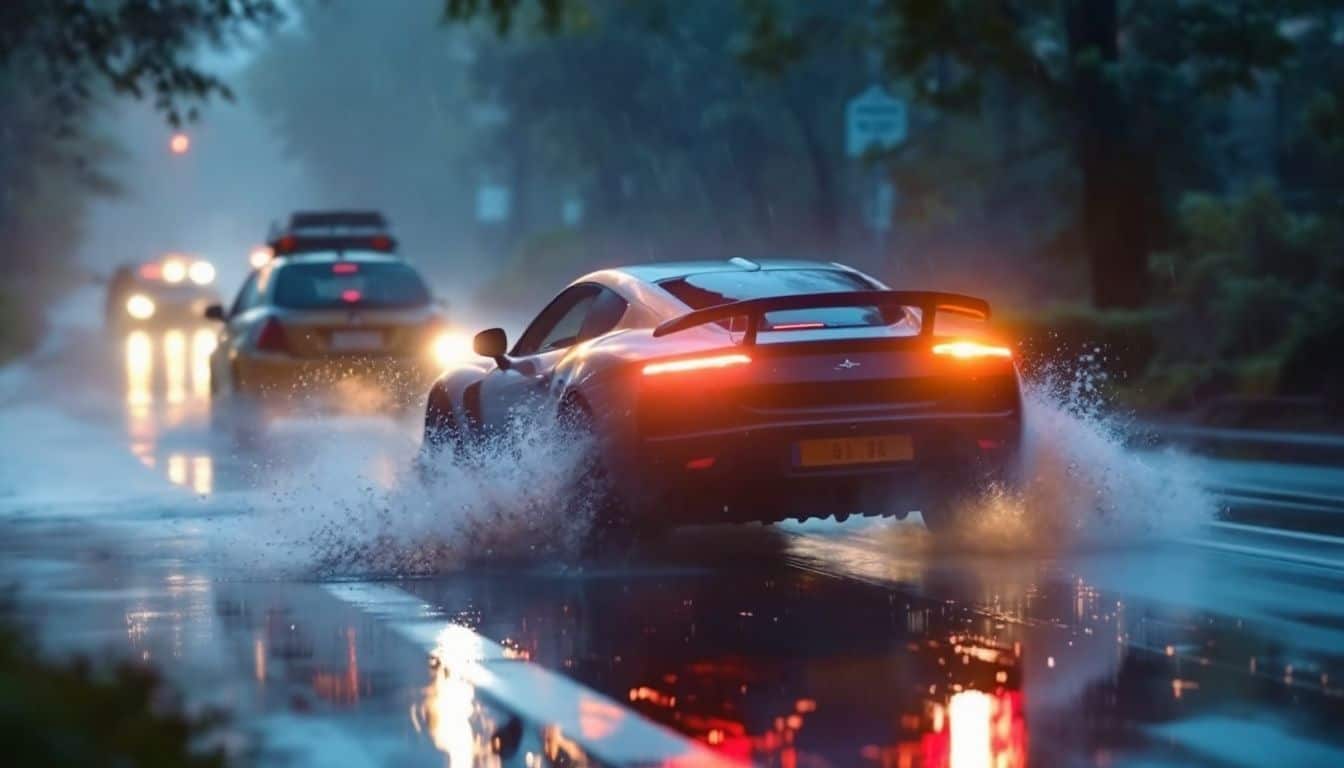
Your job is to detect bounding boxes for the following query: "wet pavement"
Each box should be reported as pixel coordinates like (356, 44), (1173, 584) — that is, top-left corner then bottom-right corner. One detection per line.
(3, 323), (1344, 767)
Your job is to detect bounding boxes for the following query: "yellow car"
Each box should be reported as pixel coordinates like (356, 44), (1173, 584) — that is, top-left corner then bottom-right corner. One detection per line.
(205, 212), (465, 426)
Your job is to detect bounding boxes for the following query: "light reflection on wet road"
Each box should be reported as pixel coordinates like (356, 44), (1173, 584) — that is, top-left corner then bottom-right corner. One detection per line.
(1, 325), (1343, 767)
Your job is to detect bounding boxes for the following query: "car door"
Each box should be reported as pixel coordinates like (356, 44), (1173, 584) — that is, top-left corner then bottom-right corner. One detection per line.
(477, 284), (602, 430)
(210, 271), (264, 392)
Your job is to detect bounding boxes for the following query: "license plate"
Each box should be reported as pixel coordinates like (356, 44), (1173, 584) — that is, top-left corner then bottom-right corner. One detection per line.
(795, 435), (913, 467)
(329, 330), (383, 352)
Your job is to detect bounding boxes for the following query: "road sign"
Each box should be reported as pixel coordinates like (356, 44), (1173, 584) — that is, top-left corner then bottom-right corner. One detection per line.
(846, 85), (907, 158)
(476, 184), (511, 223)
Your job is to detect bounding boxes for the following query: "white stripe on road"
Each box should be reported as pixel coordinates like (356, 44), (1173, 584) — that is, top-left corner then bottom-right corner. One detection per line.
(1181, 536), (1344, 572)
(323, 581), (742, 768)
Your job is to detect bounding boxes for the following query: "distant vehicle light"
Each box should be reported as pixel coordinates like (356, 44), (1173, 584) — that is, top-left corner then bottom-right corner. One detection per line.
(432, 330), (473, 368)
(125, 294), (156, 320)
(340, 289), (362, 303)
(932, 340), (1012, 360)
(248, 246), (273, 269)
(161, 259), (187, 284)
(188, 260), (216, 285)
(169, 132), (190, 155)
(332, 262), (359, 274)
(643, 353), (751, 376)
(139, 262), (163, 280)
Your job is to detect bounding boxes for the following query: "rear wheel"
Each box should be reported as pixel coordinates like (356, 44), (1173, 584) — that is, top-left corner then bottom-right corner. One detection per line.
(558, 399), (659, 553)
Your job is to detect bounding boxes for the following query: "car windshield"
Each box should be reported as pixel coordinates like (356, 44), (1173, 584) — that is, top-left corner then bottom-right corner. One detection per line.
(658, 268), (916, 332)
(273, 260), (430, 310)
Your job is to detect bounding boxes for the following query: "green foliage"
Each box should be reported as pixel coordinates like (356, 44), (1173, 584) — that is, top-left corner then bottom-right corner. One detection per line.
(0, 601), (227, 766)
(0, 287), (42, 365)
(0, 0), (282, 125)
(1004, 303), (1168, 382)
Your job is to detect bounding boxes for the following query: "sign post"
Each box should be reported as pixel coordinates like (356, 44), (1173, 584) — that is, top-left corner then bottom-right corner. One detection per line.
(846, 85), (908, 261)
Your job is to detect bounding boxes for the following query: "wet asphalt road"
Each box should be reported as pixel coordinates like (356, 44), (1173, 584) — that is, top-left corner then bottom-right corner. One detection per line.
(2, 323), (1344, 767)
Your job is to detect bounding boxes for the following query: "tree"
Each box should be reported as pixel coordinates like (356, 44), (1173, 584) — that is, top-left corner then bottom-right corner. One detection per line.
(445, 0), (1333, 309)
(0, 1), (280, 357)
(0, 0), (281, 125)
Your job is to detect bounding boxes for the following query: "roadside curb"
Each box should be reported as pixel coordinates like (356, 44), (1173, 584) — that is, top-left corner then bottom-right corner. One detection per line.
(323, 582), (744, 768)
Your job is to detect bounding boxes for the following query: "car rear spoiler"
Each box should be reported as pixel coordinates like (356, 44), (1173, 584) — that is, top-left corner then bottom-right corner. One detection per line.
(651, 290), (991, 344)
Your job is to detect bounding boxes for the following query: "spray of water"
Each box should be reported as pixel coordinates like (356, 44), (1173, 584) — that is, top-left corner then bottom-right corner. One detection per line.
(207, 406), (598, 578)
(948, 355), (1216, 550)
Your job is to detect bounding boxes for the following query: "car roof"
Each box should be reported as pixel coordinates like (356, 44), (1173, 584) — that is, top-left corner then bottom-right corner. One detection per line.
(615, 258), (854, 284)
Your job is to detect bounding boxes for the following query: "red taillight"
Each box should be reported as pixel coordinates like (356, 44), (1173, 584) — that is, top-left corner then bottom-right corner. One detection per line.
(932, 340), (1012, 360)
(139, 263), (162, 280)
(369, 235), (392, 251)
(332, 262), (358, 274)
(255, 317), (288, 353)
(274, 235), (297, 254)
(642, 353), (751, 376)
(340, 289), (362, 303)
(685, 456), (717, 470)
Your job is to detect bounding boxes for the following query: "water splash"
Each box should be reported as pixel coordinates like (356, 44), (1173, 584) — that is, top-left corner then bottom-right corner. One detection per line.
(207, 410), (598, 578)
(950, 356), (1215, 550)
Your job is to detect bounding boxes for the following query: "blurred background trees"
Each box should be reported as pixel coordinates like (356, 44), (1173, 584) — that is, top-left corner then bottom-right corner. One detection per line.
(431, 0), (1344, 412)
(0, 0), (280, 359)
(2, 0), (1342, 412)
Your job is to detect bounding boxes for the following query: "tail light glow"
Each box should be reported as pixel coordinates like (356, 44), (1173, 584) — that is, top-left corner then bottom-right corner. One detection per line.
(340, 289), (362, 303)
(332, 262), (359, 274)
(139, 262), (163, 280)
(643, 353), (751, 376)
(933, 340), (1012, 360)
(255, 317), (288, 353)
(685, 456), (717, 470)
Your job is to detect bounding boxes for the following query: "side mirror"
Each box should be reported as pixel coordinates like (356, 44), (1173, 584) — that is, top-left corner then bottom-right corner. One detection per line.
(204, 304), (226, 322)
(473, 328), (509, 366)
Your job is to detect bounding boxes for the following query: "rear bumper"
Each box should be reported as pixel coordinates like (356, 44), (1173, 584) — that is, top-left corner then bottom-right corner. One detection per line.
(620, 411), (1021, 523)
(235, 354), (438, 410)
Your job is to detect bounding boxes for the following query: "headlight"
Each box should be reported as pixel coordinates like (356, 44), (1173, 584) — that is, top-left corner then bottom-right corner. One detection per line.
(248, 247), (272, 270)
(188, 260), (216, 285)
(125, 294), (156, 320)
(161, 259), (187, 284)
(432, 330), (473, 368)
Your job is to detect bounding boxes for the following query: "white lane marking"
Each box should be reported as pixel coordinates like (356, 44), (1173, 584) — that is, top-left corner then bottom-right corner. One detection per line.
(1205, 520), (1344, 547)
(1180, 537), (1344, 572)
(1216, 491), (1344, 514)
(323, 582), (742, 768)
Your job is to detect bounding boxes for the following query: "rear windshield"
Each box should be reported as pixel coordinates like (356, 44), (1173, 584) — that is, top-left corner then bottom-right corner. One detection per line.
(658, 268), (915, 332)
(273, 261), (431, 310)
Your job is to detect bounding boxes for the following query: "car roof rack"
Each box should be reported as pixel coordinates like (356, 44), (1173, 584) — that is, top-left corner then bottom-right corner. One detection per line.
(267, 210), (397, 257)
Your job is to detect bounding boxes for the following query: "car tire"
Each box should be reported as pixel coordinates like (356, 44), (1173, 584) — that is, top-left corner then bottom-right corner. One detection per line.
(557, 399), (659, 552)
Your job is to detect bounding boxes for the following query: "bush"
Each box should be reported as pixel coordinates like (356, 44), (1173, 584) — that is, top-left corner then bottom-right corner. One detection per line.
(0, 287), (43, 365)
(0, 600), (227, 766)
(1003, 303), (1169, 382)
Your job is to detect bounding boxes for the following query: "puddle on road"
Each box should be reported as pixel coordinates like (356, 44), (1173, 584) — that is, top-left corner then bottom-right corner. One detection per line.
(396, 542), (1344, 767)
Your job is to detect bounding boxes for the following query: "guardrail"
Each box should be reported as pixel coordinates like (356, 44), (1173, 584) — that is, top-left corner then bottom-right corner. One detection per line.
(1137, 421), (1344, 466)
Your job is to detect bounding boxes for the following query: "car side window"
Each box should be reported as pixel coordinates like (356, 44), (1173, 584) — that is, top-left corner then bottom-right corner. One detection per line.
(230, 272), (261, 316)
(512, 284), (600, 357)
(578, 287), (628, 342)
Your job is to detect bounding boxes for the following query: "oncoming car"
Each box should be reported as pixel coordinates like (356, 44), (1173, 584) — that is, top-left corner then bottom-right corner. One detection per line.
(206, 211), (462, 427)
(106, 254), (220, 331)
(421, 258), (1022, 534)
